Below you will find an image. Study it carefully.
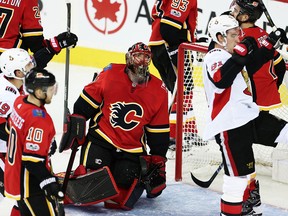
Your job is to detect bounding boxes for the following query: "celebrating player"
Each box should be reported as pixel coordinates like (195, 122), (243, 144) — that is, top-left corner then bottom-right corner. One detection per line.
(0, 0), (78, 68)
(148, 0), (203, 150)
(4, 69), (63, 215)
(203, 14), (288, 216)
(229, 0), (288, 214)
(64, 42), (169, 210)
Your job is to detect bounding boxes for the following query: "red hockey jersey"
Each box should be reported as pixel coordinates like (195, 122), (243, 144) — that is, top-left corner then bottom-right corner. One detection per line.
(149, 0), (197, 46)
(0, 0), (43, 52)
(78, 64), (170, 154)
(242, 27), (281, 110)
(5, 95), (55, 200)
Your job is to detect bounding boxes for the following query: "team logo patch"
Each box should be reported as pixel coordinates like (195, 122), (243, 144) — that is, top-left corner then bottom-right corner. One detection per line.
(26, 142), (40, 151)
(170, 9), (181, 18)
(32, 109), (45, 117)
(110, 102), (143, 131)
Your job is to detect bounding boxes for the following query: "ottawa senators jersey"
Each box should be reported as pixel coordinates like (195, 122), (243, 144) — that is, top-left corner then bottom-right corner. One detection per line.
(75, 64), (170, 154)
(242, 26), (281, 110)
(149, 0), (197, 46)
(4, 95), (55, 200)
(203, 48), (259, 140)
(0, 0), (43, 53)
(0, 74), (24, 152)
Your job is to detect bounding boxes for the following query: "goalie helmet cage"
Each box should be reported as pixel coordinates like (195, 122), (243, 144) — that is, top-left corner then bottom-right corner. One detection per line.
(174, 42), (288, 182)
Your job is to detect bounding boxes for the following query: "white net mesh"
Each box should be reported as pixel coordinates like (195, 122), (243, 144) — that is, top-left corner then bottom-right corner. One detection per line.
(173, 42), (288, 182)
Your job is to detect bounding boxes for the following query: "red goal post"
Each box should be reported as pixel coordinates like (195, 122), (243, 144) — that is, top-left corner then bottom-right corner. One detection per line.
(174, 42), (288, 182)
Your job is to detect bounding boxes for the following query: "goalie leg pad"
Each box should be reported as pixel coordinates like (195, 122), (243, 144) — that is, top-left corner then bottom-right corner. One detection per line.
(104, 178), (144, 210)
(59, 166), (119, 206)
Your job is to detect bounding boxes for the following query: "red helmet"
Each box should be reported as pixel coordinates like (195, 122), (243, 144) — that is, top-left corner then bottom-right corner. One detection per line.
(125, 42), (152, 84)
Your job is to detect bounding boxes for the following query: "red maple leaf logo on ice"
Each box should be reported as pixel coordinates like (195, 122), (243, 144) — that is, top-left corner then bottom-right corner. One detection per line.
(92, 0), (121, 22)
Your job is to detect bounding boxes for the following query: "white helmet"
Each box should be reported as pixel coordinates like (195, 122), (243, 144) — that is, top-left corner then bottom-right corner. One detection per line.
(0, 48), (35, 78)
(208, 15), (239, 46)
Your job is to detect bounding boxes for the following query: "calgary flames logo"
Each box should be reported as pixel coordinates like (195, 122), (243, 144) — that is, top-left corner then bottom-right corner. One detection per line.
(110, 102), (143, 131)
(84, 0), (127, 35)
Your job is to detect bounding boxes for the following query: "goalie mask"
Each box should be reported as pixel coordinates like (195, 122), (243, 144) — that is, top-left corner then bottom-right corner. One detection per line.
(208, 15), (240, 47)
(125, 42), (152, 85)
(0, 48), (36, 79)
(234, 0), (263, 22)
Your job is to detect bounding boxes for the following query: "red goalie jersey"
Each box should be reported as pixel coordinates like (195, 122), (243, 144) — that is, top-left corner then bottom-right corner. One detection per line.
(74, 64), (170, 154)
(5, 95), (55, 200)
(0, 0), (43, 53)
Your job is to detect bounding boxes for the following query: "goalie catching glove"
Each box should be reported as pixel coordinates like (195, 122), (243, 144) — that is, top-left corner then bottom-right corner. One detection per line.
(139, 155), (167, 198)
(45, 31), (78, 54)
(59, 114), (86, 153)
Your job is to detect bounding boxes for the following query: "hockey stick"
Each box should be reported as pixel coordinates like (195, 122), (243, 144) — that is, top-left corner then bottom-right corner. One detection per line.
(190, 163), (224, 188)
(63, 0), (71, 125)
(258, 0), (277, 31)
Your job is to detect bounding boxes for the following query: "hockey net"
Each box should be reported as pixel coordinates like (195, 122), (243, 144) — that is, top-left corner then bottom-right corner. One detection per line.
(173, 42), (288, 182)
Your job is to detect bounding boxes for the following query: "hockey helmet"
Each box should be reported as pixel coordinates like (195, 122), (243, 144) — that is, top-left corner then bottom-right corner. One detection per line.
(125, 42), (152, 84)
(0, 48), (36, 78)
(235, 0), (263, 22)
(25, 68), (56, 94)
(208, 15), (240, 46)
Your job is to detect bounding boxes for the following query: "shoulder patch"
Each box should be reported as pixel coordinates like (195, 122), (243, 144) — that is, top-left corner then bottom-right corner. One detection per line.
(103, 64), (112, 72)
(32, 109), (46, 118)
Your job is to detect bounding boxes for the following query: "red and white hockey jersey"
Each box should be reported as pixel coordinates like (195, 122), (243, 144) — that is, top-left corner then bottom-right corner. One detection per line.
(5, 95), (55, 200)
(0, 0), (43, 52)
(77, 64), (170, 154)
(0, 74), (23, 153)
(149, 0), (197, 46)
(241, 27), (281, 110)
(202, 48), (259, 140)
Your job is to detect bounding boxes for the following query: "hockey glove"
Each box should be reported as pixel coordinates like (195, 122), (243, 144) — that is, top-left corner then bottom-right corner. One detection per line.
(40, 176), (64, 203)
(262, 29), (282, 49)
(59, 114), (86, 153)
(233, 37), (257, 57)
(232, 37), (257, 65)
(140, 155), (167, 198)
(48, 139), (57, 156)
(167, 45), (178, 67)
(46, 31), (78, 54)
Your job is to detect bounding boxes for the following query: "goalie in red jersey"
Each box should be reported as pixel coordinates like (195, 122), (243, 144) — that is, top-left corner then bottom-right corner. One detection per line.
(61, 42), (169, 210)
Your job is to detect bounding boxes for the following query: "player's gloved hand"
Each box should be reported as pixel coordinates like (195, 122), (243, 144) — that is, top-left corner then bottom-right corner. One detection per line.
(233, 37), (257, 57)
(232, 37), (257, 65)
(48, 139), (57, 156)
(46, 32), (78, 54)
(40, 176), (64, 203)
(140, 155), (167, 198)
(167, 45), (178, 67)
(262, 29), (282, 49)
(277, 28), (288, 44)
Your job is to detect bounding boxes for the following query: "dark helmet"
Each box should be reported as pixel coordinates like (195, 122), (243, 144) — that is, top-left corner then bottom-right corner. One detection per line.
(236, 0), (263, 22)
(25, 68), (56, 94)
(125, 42), (152, 84)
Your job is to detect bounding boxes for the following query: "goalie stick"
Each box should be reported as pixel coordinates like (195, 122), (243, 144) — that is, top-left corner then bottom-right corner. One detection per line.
(190, 163), (224, 188)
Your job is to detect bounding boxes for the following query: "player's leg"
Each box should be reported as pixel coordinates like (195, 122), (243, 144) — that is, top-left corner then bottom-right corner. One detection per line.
(216, 121), (256, 216)
(17, 194), (59, 216)
(105, 151), (144, 210)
